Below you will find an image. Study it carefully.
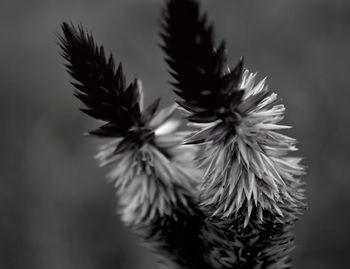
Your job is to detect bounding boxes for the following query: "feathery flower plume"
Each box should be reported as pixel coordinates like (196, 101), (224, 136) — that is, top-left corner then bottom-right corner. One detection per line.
(58, 22), (215, 268)
(161, 0), (306, 268)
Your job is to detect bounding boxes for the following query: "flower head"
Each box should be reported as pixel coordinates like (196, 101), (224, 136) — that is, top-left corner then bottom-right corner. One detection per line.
(161, 0), (305, 225)
(161, 1), (306, 267)
(191, 69), (306, 225)
(58, 21), (213, 268)
(94, 99), (201, 226)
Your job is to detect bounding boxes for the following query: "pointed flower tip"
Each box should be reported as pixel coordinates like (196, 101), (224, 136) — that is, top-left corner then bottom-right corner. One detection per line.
(227, 56), (245, 80)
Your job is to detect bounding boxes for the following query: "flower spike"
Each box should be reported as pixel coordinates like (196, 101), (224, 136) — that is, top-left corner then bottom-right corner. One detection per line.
(162, 0), (306, 268)
(58, 22), (217, 268)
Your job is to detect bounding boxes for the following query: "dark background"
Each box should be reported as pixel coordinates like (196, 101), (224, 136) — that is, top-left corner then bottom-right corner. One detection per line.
(1, 0), (349, 268)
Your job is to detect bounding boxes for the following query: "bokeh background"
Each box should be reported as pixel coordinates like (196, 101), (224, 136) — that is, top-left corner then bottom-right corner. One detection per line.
(1, 0), (349, 268)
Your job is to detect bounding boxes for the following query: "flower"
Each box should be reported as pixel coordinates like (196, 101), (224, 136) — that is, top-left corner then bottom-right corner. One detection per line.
(161, 0), (306, 267)
(190, 68), (306, 225)
(58, 22), (214, 268)
(94, 98), (201, 226)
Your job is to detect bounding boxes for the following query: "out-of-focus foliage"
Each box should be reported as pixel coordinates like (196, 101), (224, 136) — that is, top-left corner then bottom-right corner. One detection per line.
(0, 0), (349, 268)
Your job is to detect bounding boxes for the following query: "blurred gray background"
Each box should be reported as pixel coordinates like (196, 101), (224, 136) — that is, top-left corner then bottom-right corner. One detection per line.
(1, 0), (349, 268)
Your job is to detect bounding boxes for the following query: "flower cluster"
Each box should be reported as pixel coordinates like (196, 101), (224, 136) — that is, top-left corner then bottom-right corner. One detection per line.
(59, 0), (306, 268)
